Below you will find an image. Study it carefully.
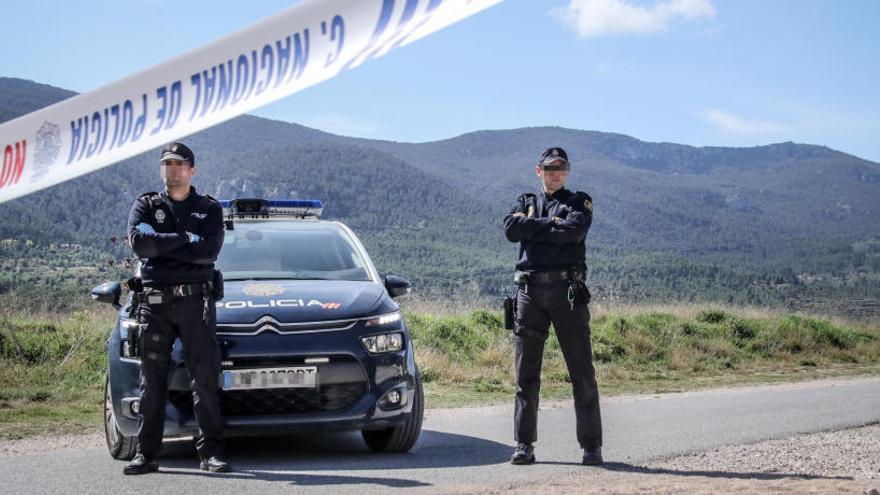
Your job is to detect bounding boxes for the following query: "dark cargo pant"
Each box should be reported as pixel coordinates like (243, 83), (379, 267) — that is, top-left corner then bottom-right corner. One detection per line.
(137, 293), (224, 459)
(514, 281), (602, 449)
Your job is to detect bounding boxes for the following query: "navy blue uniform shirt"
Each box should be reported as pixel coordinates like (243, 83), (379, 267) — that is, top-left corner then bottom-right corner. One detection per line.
(127, 186), (224, 287)
(503, 187), (593, 271)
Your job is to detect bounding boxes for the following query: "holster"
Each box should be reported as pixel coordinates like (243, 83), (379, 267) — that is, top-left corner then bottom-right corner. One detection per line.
(211, 269), (225, 301)
(503, 295), (517, 330)
(124, 277), (144, 319)
(573, 281), (592, 305)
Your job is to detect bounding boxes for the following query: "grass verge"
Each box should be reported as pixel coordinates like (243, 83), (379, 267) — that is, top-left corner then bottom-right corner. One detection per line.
(0, 305), (878, 440)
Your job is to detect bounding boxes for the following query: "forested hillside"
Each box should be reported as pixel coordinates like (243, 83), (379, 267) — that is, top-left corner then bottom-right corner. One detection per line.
(1, 77), (878, 316)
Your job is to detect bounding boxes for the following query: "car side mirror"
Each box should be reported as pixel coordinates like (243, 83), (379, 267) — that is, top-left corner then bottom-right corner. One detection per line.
(384, 275), (411, 299)
(91, 282), (122, 309)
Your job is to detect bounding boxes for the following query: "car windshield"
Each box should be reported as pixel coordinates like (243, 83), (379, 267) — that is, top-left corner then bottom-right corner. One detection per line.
(217, 221), (372, 282)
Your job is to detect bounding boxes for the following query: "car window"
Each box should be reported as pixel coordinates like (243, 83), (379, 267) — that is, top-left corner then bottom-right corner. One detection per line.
(218, 222), (372, 281)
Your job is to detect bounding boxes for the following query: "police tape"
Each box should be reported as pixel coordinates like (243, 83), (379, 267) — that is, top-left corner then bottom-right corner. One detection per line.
(0, 0), (502, 204)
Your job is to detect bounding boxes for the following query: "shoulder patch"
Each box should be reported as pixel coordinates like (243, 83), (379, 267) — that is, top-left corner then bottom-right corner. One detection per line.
(573, 191), (592, 212)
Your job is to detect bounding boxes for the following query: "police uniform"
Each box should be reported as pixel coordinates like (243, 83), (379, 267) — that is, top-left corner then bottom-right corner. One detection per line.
(125, 144), (227, 472)
(502, 148), (603, 464)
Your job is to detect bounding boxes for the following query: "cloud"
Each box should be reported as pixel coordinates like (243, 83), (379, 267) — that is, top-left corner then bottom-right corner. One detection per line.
(700, 109), (789, 135)
(552, 0), (716, 38)
(303, 113), (382, 137)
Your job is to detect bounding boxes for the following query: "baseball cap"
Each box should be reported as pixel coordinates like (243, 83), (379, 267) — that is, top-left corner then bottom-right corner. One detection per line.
(160, 142), (195, 164)
(538, 147), (570, 169)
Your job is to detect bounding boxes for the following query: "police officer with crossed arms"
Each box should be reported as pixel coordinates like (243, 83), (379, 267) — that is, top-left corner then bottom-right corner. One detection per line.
(502, 146), (603, 466)
(123, 142), (230, 474)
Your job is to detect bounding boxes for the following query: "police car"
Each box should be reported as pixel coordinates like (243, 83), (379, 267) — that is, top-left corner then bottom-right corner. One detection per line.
(91, 199), (422, 459)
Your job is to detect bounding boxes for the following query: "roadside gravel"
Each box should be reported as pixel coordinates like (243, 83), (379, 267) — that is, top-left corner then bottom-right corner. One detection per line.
(481, 423), (880, 494)
(0, 431), (102, 457)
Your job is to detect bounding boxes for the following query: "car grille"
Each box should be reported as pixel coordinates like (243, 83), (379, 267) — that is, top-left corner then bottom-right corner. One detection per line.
(216, 316), (358, 336)
(169, 383), (367, 416)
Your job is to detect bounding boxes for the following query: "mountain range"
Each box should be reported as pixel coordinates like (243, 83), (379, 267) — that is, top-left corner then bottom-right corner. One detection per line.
(1, 77), (878, 316)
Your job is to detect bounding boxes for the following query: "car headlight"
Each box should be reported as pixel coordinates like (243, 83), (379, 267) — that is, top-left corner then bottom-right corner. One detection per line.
(365, 311), (402, 327)
(361, 332), (404, 354)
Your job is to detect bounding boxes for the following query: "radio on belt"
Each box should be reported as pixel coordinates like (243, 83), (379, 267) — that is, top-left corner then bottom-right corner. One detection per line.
(220, 198), (323, 224)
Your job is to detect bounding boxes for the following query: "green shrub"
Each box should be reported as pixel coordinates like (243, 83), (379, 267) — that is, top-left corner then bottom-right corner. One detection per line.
(728, 318), (757, 341)
(28, 391), (51, 402)
(473, 377), (506, 393)
(697, 308), (729, 324)
(591, 320), (627, 362)
(627, 331), (664, 363)
(418, 366), (439, 383)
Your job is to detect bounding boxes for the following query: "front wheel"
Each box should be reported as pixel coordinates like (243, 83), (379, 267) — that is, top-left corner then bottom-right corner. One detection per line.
(362, 371), (424, 453)
(104, 376), (138, 460)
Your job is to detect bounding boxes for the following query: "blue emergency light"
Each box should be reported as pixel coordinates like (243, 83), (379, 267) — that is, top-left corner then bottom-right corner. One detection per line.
(220, 198), (323, 219)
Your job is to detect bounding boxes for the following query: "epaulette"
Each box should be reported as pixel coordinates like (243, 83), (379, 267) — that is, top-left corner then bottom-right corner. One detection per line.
(137, 192), (163, 208)
(203, 194), (219, 203)
(573, 191), (593, 212)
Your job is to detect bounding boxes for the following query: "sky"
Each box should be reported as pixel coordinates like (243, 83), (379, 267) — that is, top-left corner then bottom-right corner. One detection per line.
(1, 0), (878, 162)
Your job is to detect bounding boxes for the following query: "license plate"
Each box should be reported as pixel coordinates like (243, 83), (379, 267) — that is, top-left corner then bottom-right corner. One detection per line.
(222, 366), (317, 390)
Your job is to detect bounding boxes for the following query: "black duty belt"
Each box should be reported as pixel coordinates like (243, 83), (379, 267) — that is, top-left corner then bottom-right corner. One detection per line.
(514, 269), (585, 285)
(144, 281), (212, 304)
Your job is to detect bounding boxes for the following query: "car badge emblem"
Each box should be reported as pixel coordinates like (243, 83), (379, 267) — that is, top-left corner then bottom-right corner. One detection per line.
(243, 283), (285, 297)
(154, 209), (166, 223)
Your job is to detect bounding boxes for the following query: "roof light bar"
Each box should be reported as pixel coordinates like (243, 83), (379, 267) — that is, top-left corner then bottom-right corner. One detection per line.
(220, 198), (323, 219)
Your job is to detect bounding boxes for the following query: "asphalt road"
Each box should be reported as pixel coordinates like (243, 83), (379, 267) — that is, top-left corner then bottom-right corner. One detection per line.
(2, 378), (878, 494)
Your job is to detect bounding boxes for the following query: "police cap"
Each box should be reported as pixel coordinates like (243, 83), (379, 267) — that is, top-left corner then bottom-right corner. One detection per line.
(538, 147), (570, 170)
(160, 142), (195, 165)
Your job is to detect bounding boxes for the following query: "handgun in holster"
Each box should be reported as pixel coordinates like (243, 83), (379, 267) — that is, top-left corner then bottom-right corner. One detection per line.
(211, 269), (224, 301)
(503, 295), (517, 330)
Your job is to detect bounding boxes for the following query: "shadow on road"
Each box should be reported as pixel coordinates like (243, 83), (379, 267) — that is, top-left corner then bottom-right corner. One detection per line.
(595, 462), (854, 481)
(152, 428), (511, 487)
(156, 469), (433, 488)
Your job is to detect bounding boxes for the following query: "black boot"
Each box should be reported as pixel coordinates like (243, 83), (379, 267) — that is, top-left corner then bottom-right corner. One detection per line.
(123, 453), (159, 475)
(582, 446), (603, 466)
(200, 456), (232, 473)
(510, 442), (536, 465)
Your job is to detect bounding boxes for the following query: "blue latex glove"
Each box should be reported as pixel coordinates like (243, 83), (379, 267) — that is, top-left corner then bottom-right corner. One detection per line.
(187, 232), (203, 244)
(136, 223), (156, 234)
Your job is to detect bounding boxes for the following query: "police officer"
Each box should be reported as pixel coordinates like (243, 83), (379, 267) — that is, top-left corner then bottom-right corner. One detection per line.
(502, 146), (603, 466)
(123, 142), (230, 475)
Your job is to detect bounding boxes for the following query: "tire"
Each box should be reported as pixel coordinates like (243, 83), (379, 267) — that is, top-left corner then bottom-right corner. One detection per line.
(362, 371), (424, 453)
(104, 376), (138, 460)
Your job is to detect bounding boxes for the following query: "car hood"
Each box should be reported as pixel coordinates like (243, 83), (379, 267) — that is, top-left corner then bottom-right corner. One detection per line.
(216, 280), (386, 324)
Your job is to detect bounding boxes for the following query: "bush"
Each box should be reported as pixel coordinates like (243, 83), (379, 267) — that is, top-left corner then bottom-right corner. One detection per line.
(591, 319), (627, 362)
(728, 318), (757, 341)
(473, 377), (506, 393)
(419, 367), (440, 383)
(697, 308), (729, 324)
